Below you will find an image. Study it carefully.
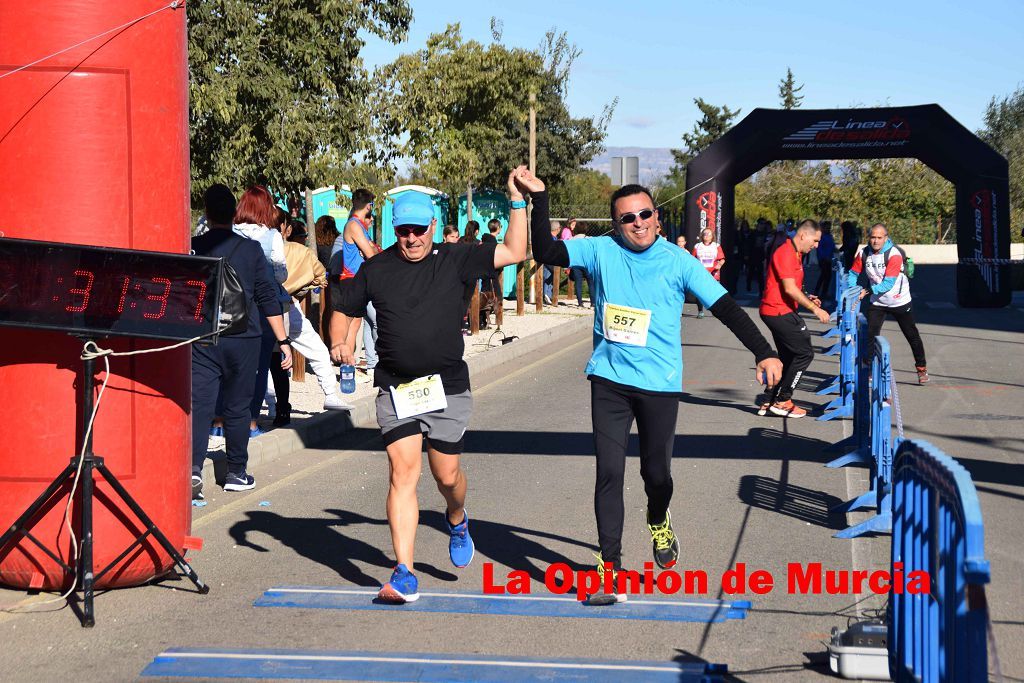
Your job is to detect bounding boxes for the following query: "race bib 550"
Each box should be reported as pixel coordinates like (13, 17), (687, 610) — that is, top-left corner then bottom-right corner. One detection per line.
(390, 374), (447, 420)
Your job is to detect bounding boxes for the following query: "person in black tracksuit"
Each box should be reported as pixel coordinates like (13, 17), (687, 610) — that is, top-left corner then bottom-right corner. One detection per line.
(190, 184), (292, 499)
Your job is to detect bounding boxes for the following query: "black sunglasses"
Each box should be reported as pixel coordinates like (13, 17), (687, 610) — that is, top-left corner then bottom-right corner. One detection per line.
(395, 225), (430, 238)
(618, 208), (655, 225)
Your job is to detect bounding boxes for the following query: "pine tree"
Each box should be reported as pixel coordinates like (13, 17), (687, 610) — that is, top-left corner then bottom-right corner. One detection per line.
(778, 68), (805, 110)
(669, 98), (741, 174)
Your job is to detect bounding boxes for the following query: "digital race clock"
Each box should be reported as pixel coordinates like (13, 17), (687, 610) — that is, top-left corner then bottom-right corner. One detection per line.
(0, 237), (227, 341)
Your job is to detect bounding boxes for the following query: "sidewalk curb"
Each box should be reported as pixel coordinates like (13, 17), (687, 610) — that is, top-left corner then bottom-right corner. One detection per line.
(202, 314), (593, 480)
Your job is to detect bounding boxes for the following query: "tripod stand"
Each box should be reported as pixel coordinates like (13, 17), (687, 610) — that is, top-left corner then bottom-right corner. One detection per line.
(0, 336), (209, 627)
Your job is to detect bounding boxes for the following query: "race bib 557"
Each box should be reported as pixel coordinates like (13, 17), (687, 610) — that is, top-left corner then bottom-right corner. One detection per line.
(602, 302), (651, 347)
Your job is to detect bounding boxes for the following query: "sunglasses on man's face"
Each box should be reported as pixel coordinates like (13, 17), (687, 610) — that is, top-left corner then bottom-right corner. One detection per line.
(395, 225), (429, 238)
(617, 208), (655, 225)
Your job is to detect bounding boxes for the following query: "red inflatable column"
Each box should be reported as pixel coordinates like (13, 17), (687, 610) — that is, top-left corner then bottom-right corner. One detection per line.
(0, 1), (193, 589)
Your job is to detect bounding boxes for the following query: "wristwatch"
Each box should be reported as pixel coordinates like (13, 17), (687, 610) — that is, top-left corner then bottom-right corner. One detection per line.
(277, 337), (292, 346)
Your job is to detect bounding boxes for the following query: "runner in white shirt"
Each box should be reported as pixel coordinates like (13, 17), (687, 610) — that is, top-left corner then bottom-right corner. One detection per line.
(691, 228), (725, 318)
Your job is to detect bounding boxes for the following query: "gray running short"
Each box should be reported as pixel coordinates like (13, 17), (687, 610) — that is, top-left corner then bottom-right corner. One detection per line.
(375, 389), (473, 454)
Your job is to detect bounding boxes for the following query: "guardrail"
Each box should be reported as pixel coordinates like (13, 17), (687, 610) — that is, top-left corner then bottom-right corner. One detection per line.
(816, 287), (995, 678)
(817, 286), (863, 421)
(821, 257), (847, 343)
(889, 439), (992, 683)
(829, 335), (895, 538)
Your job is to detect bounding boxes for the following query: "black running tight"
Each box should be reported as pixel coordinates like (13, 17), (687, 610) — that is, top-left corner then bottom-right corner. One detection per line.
(591, 379), (679, 566)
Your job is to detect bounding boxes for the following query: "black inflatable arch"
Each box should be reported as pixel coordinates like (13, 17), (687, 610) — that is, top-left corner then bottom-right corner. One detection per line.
(683, 104), (1011, 308)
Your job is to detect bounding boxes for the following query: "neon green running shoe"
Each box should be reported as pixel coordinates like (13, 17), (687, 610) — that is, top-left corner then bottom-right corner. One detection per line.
(586, 553), (628, 606)
(647, 509), (680, 569)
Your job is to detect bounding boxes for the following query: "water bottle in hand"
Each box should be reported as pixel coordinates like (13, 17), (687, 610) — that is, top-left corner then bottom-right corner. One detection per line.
(340, 364), (356, 394)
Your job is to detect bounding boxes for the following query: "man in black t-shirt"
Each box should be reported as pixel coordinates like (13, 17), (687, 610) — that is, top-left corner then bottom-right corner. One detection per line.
(329, 167), (528, 604)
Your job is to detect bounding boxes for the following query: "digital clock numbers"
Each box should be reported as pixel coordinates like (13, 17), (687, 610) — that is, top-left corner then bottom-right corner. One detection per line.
(0, 238), (225, 342)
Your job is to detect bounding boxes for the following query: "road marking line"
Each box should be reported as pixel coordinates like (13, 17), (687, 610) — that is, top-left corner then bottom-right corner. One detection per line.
(473, 336), (590, 396)
(267, 587), (738, 609)
(153, 650), (682, 673)
(192, 435), (379, 530)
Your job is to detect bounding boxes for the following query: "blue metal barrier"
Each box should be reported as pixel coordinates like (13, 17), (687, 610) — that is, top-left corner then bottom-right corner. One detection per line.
(833, 256), (846, 299)
(830, 336), (895, 538)
(822, 272), (854, 357)
(817, 286), (863, 421)
(824, 313), (870, 461)
(821, 257), (846, 341)
(889, 440), (991, 683)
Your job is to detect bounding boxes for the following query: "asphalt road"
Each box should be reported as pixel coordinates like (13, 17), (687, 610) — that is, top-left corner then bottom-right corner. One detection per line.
(0, 263), (1020, 682)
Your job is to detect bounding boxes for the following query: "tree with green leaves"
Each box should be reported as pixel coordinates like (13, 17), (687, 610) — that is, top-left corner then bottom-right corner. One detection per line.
(978, 86), (1024, 237)
(669, 98), (741, 176)
(548, 169), (614, 219)
(187, 0), (412, 204)
(739, 162), (835, 221)
(734, 159), (953, 243)
(778, 68), (804, 110)
(372, 25), (614, 199)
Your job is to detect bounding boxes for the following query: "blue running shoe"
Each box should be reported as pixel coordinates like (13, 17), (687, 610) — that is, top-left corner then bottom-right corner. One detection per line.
(447, 510), (475, 568)
(377, 564), (419, 604)
(249, 426), (266, 438)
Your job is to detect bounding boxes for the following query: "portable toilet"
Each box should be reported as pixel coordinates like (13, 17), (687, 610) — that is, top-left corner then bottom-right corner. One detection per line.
(458, 189), (514, 297)
(380, 185), (450, 250)
(311, 185), (354, 224)
(272, 189), (290, 214)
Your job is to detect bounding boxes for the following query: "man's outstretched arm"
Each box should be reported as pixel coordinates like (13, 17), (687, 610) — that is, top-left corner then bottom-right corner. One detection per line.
(525, 178), (570, 268)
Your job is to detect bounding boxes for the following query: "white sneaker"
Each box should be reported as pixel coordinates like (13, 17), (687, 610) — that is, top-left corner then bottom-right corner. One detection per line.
(324, 393), (354, 411)
(207, 427), (225, 452)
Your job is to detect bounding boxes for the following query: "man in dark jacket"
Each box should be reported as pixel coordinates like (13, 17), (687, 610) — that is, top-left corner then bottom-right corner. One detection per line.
(190, 184), (292, 500)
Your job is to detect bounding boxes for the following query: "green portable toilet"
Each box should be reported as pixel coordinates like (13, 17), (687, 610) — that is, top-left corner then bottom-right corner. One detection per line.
(458, 189), (514, 297)
(380, 185), (450, 250)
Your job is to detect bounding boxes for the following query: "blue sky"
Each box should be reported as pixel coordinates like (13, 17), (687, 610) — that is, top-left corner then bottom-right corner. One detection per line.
(360, 0), (1023, 149)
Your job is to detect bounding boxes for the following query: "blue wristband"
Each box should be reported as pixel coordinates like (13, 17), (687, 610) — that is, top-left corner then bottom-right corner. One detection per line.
(511, 199), (527, 210)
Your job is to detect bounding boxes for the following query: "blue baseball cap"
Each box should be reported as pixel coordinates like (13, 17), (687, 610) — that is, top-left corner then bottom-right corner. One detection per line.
(392, 193), (436, 227)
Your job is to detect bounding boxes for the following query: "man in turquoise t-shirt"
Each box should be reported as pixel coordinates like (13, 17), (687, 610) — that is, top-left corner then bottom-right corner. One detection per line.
(528, 173), (782, 604)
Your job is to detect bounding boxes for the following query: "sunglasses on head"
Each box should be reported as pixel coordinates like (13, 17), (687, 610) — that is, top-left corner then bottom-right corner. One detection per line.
(618, 208), (655, 225)
(395, 225), (429, 238)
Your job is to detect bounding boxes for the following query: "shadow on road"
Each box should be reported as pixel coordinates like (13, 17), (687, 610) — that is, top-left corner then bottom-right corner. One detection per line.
(227, 509), (396, 587)
(226, 508), (596, 586)
(737, 475), (846, 530)
(419, 510), (596, 582)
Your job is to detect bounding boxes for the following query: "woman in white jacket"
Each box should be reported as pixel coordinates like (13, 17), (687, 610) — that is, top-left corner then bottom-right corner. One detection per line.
(232, 186), (290, 435)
